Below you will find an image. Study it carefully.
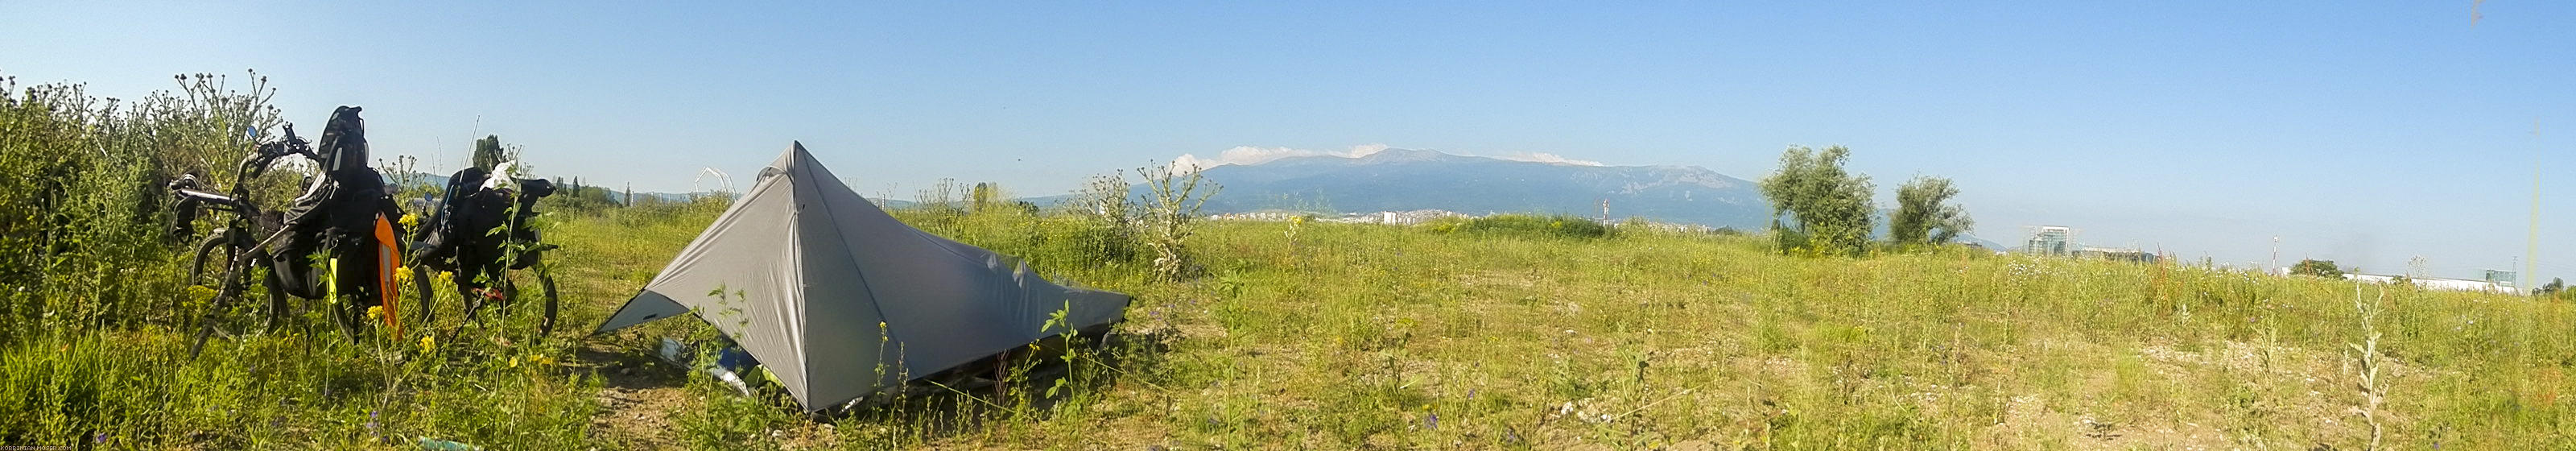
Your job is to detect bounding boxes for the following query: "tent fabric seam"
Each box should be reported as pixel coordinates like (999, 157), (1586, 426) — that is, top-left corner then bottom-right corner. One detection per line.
(796, 150), (899, 408)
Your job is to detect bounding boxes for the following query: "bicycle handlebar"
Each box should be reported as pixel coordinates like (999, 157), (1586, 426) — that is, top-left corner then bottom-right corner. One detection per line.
(240, 125), (314, 180)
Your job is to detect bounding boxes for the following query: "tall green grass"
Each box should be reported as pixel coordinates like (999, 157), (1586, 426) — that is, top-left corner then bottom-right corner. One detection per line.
(575, 201), (2575, 449)
(1, 73), (602, 449)
(9, 72), (2574, 449)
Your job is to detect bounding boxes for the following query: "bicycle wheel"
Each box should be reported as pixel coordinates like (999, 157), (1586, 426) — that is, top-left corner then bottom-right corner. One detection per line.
(535, 268), (559, 337)
(409, 265), (438, 327)
(188, 263), (252, 358)
(185, 233), (229, 334)
(186, 235), (287, 358)
(188, 232), (229, 288)
(254, 253), (286, 334)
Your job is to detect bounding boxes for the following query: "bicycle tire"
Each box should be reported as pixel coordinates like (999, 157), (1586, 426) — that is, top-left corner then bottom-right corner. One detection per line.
(535, 268), (559, 337)
(186, 231), (288, 356)
(409, 265), (438, 327)
(188, 232), (229, 288)
(186, 232), (229, 336)
(252, 251), (285, 334)
(188, 260), (252, 358)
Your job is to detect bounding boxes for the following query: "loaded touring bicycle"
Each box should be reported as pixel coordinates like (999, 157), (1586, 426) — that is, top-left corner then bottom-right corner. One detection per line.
(169, 106), (408, 357)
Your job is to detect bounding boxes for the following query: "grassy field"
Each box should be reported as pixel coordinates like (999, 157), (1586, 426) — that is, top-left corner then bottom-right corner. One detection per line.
(2, 190), (2572, 449)
(6, 182), (2574, 449)
(5, 72), (2576, 448)
(526, 201), (2570, 449)
(7, 72), (2573, 451)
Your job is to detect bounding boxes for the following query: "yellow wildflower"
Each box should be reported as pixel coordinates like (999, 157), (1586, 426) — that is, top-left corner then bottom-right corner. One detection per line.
(417, 334), (435, 353)
(510, 356), (520, 368)
(367, 305), (386, 322)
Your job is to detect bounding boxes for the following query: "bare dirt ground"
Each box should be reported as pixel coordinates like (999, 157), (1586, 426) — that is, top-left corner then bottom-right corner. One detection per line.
(577, 340), (690, 449)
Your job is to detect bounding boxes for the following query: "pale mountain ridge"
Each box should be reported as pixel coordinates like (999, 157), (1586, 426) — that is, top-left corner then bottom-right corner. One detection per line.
(1177, 148), (1773, 229)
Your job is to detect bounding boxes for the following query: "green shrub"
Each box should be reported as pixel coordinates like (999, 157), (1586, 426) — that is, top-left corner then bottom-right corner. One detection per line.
(2291, 259), (2344, 279)
(0, 72), (291, 341)
(1, 72), (601, 449)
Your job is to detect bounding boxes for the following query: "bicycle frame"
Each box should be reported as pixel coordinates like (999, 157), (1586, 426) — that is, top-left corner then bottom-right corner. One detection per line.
(173, 125), (317, 269)
(420, 178), (564, 337)
(170, 126), (342, 354)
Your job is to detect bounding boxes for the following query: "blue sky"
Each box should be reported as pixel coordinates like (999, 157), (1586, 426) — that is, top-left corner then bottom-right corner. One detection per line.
(6, 2), (2572, 281)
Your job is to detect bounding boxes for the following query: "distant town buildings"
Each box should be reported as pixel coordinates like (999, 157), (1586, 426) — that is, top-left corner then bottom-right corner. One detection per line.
(1206, 211), (1304, 221)
(2015, 226), (2160, 263)
(1617, 220), (1728, 234)
(2025, 226), (2072, 255)
(2073, 246), (2159, 264)
(1375, 209), (1467, 226)
(1207, 209), (1466, 226)
(2484, 269), (2519, 288)
(2343, 273), (2520, 294)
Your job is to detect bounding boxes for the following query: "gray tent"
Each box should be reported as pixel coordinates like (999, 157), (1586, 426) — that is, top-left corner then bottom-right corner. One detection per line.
(596, 143), (1130, 411)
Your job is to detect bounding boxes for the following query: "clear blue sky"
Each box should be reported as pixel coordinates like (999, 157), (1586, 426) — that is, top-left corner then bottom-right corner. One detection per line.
(6, 2), (2572, 282)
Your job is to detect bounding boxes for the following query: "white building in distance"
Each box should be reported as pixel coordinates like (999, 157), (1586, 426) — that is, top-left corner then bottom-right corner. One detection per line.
(2343, 273), (2519, 294)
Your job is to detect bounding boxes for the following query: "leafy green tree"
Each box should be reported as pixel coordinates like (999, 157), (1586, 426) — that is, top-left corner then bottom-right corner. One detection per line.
(2290, 259), (2344, 279)
(969, 182), (1003, 213)
(1890, 175), (1973, 247)
(1757, 146), (1875, 257)
(472, 134), (506, 171)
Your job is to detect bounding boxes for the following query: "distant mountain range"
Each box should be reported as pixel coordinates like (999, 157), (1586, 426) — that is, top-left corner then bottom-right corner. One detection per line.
(390, 151), (1998, 246)
(1170, 148), (1773, 230)
(1121, 148), (2008, 248)
(383, 171), (752, 205)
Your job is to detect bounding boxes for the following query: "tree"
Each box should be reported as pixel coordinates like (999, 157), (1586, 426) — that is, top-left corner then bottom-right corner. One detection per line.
(2537, 277), (2566, 296)
(471, 134), (508, 171)
(1757, 146), (1875, 257)
(969, 182), (1001, 213)
(1891, 175), (1974, 247)
(2290, 259), (2344, 279)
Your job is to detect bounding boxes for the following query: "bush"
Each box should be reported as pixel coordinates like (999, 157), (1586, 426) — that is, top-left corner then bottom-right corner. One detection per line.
(0, 72), (291, 341)
(888, 184), (1146, 279)
(2289, 259), (2344, 279)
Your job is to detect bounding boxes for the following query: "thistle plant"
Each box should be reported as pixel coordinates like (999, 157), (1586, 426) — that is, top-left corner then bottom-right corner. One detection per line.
(2347, 283), (2388, 451)
(1138, 160), (1218, 281)
(1071, 169), (1137, 264)
(1283, 215), (1307, 263)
